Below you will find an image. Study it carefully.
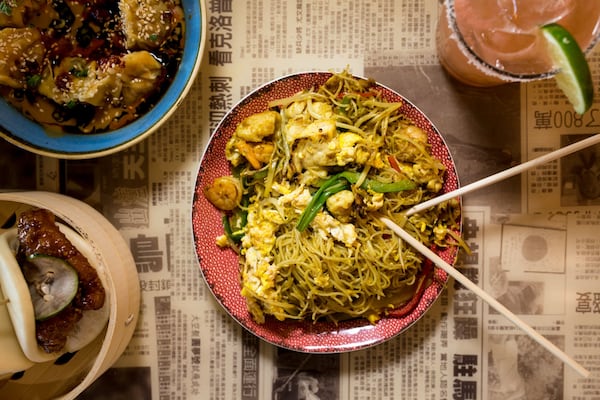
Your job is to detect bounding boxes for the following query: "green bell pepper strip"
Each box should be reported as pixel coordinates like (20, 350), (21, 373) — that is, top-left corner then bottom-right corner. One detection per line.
(336, 171), (416, 193)
(222, 214), (245, 242)
(296, 171), (416, 231)
(222, 196), (249, 243)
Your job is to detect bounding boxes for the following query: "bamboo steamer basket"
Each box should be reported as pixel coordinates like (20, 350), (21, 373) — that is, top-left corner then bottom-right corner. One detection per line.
(0, 191), (140, 399)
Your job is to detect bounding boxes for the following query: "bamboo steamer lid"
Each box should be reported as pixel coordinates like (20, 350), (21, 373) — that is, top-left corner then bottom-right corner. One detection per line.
(0, 191), (140, 399)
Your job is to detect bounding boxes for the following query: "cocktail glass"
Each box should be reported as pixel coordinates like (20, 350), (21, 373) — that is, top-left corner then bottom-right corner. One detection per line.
(436, 0), (600, 86)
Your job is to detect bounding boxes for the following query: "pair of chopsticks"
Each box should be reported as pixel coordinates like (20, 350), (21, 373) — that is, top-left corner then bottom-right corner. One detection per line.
(382, 133), (600, 378)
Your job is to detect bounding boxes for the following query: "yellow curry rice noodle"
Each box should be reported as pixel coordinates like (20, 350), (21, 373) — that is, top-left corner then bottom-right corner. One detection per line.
(204, 70), (465, 324)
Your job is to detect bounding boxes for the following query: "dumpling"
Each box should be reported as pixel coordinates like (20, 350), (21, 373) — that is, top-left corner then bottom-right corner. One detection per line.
(118, 0), (182, 50)
(0, 27), (45, 89)
(37, 51), (162, 108)
(0, 0), (47, 28)
(120, 51), (163, 106)
(37, 57), (121, 107)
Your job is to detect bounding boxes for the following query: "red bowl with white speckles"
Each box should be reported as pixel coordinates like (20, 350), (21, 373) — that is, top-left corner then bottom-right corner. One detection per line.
(192, 71), (460, 353)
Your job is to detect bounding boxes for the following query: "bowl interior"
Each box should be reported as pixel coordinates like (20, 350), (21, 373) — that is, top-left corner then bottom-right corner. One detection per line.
(0, 0), (205, 158)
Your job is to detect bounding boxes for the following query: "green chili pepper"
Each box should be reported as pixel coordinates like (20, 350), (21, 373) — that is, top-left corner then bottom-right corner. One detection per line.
(296, 171), (416, 232)
(222, 214), (244, 242)
(337, 96), (352, 116)
(222, 196), (249, 243)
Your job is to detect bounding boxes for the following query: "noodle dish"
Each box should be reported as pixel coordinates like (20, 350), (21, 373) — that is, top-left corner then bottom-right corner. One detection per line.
(193, 70), (465, 352)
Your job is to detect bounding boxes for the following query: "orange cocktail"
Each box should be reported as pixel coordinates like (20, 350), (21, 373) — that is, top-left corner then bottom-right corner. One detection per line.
(436, 0), (600, 86)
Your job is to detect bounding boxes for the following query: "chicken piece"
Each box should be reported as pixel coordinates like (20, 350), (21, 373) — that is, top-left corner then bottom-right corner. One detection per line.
(292, 131), (365, 170)
(402, 125), (428, 143)
(277, 186), (311, 210)
(226, 111), (280, 166)
(325, 190), (354, 219)
(234, 141), (275, 169)
(283, 101), (306, 118)
(234, 110), (280, 142)
(285, 118), (336, 143)
(307, 101), (333, 119)
(292, 139), (338, 170)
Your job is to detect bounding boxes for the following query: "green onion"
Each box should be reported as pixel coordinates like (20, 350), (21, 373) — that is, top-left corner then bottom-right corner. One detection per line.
(26, 74), (41, 88)
(296, 171), (416, 231)
(0, 0), (12, 15)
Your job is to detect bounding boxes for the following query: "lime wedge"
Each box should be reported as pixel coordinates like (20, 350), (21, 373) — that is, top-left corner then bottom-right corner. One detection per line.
(541, 23), (594, 114)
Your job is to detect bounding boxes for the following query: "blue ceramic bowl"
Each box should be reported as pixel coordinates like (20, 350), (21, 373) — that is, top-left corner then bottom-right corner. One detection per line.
(0, 0), (206, 159)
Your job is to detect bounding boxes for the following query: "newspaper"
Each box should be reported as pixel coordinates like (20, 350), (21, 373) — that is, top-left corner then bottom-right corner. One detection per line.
(1, 0), (599, 399)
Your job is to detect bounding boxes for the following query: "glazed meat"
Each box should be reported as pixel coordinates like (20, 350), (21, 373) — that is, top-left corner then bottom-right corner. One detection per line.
(16, 208), (105, 353)
(35, 306), (83, 354)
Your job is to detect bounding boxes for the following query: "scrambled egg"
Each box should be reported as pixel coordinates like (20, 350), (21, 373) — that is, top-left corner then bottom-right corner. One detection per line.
(242, 203), (281, 256)
(336, 132), (363, 165)
(363, 191), (384, 211)
(277, 185), (312, 210)
(312, 212), (357, 247)
(239, 201), (282, 322)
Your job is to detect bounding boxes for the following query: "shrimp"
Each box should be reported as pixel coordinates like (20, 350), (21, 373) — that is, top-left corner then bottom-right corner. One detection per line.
(204, 176), (243, 211)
